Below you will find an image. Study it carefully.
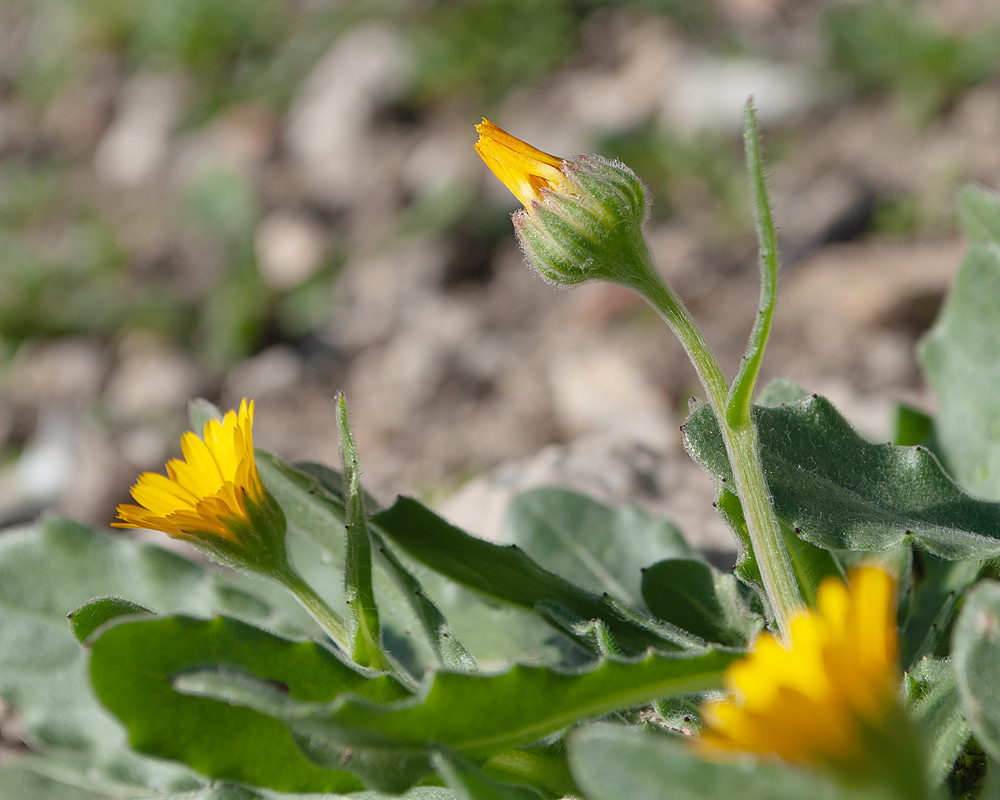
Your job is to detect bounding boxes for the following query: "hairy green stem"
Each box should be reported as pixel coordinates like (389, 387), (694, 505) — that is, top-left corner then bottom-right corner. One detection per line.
(281, 569), (352, 653)
(623, 253), (803, 640)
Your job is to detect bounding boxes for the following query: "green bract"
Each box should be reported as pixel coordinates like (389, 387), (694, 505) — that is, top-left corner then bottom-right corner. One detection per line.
(514, 154), (651, 288)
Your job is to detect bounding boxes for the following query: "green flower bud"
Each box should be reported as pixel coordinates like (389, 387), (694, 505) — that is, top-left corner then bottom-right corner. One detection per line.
(475, 119), (653, 288)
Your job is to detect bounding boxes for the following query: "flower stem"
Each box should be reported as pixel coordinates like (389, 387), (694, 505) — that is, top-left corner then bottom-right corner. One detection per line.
(624, 252), (803, 640)
(281, 569), (352, 653)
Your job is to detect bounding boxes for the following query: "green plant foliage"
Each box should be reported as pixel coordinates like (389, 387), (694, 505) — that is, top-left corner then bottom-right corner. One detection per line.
(68, 596), (153, 642)
(502, 487), (692, 608)
(567, 724), (869, 800)
(899, 554), (982, 668)
(903, 656), (971, 787)
(958, 185), (1000, 246)
(0, 766), (97, 800)
(336, 397), (387, 670)
(684, 395), (1000, 559)
(373, 496), (692, 654)
(891, 402), (935, 449)
(0, 517), (277, 796)
(920, 202), (1000, 500)
(954, 580), (1000, 763)
(727, 102), (778, 429)
(258, 453), (539, 670)
(170, 645), (737, 792)
(641, 558), (762, 647)
(88, 613), (409, 793)
(430, 748), (547, 800)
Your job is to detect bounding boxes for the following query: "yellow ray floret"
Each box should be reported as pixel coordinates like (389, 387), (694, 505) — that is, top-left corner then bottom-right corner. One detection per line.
(474, 119), (574, 209)
(701, 565), (899, 767)
(114, 399), (263, 540)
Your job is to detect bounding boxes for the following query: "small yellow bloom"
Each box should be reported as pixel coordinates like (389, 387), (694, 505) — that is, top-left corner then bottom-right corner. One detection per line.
(701, 566), (900, 768)
(474, 119), (574, 210)
(114, 399), (263, 541)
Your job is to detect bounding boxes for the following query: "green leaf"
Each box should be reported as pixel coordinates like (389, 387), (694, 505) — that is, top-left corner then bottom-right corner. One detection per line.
(902, 656), (971, 787)
(88, 613), (410, 793)
(981, 758), (1000, 800)
(710, 380), (844, 607)
(502, 487), (691, 608)
(953, 580), (1000, 762)
(755, 377), (808, 407)
(958, 184), (1000, 245)
(567, 724), (868, 800)
(430, 748), (546, 800)
(373, 497), (689, 654)
(684, 395), (1000, 559)
(0, 765), (98, 800)
(891, 402), (935, 448)
(158, 783), (455, 800)
(336, 395), (388, 671)
(726, 102), (779, 429)
(641, 559), (763, 647)
(709, 482), (841, 609)
(0, 517), (275, 796)
(174, 647), (737, 792)
(899, 553), (982, 667)
(919, 242), (1000, 499)
(189, 397), (224, 432)
(258, 453), (479, 671)
(68, 596), (152, 643)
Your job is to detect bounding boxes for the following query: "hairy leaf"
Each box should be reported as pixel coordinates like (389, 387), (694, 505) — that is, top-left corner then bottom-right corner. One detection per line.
(174, 647), (737, 792)
(641, 558), (762, 647)
(919, 242), (1000, 500)
(953, 580), (1000, 762)
(88, 613), (409, 793)
(374, 497), (690, 654)
(684, 395), (1000, 559)
(503, 487), (691, 608)
(568, 724), (872, 800)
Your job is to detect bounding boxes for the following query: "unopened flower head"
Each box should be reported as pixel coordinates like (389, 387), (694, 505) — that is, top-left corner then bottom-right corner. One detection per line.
(475, 119), (652, 288)
(701, 566), (903, 772)
(114, 399), (288, 576)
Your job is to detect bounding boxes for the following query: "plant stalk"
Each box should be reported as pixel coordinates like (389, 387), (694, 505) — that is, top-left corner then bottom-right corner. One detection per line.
(281, 569), (352, 653)
(624, 255), (803, 640)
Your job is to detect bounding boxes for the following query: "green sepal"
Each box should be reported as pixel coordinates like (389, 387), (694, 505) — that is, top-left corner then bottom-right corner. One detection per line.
(512, 154), (652, 289)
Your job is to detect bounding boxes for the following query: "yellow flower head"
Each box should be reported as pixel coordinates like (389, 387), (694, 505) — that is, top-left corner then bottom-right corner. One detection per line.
(114, 399), (264, 541)
(474, 119), (574, 210)
(701, 566), (900, 768)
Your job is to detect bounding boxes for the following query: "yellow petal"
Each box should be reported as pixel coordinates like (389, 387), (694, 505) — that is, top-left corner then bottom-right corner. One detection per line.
(475, 119), (572, 209)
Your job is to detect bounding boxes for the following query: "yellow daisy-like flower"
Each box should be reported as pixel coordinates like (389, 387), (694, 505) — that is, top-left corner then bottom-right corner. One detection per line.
(114, 399), (263, 541)
(474, 119), (574, 210)
(701, 565), (900, 768)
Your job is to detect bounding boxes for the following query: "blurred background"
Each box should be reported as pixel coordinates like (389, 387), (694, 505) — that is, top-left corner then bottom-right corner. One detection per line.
(0, 0), (997, 547)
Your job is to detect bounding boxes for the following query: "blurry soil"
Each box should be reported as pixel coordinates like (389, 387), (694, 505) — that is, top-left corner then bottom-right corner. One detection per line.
(0, 2), (996, 558)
